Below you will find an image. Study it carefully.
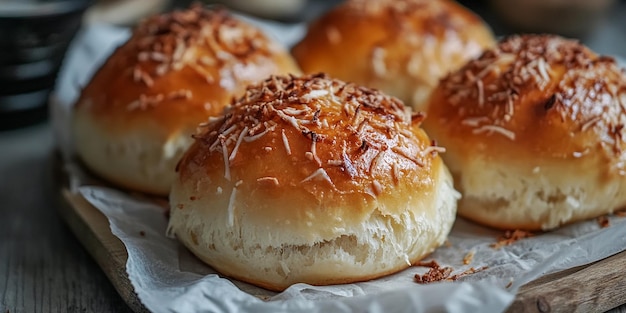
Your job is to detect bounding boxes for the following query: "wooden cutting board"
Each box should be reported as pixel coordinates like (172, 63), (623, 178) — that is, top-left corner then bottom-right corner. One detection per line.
(55, 174), (626, 313)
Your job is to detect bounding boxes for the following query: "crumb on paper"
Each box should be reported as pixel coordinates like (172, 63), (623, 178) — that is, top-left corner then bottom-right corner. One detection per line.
(463, 250), (475, 265)
(414, 260), (488, 284)
(597, 215), (610, 228)
(414, 261), (452, 284)
(506, 280), (513, 289)
(490, 229), (534, 249)
(140, 231), (146, 237)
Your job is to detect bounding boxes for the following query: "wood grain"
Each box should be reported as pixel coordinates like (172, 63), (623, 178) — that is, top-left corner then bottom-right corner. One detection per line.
(509, 250), (626, 312)
(0, 124), (133, 313)
(58, 189), (149, 313)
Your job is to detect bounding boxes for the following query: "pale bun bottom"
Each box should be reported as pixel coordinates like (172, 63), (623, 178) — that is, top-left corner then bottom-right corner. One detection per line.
(73, 112), (193, 196)
(454, 156), (626, 231)
(168, 165), (459, 291)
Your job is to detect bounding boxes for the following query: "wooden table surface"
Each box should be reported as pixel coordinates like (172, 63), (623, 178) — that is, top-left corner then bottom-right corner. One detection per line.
(2, 2), (626, 312)
(0, 124), (133, 313)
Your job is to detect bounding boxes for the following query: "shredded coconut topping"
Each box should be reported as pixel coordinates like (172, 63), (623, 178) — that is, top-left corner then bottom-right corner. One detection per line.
(189, 73), (441, 196)
(124, 5), (281, 109)
(442, 34), (626, 154)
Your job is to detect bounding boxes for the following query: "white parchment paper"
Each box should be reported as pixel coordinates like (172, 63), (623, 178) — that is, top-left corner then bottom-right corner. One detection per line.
(53, 20), (626, 313)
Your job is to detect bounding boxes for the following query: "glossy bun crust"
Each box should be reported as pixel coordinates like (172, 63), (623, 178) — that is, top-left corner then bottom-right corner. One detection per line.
(292, 0), (494, 111)
(73, 6), (300, 195)
(168, 74), (458, 291)
(424, 35), (626, 230)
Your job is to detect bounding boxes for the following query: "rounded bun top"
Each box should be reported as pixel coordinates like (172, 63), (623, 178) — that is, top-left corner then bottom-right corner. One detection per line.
(176, 73), (446, 230)
(291, 0), (495, 110)
(425, 34), (626, 166)
(76, 5), (299, 133)
(341, 0), (482, 21)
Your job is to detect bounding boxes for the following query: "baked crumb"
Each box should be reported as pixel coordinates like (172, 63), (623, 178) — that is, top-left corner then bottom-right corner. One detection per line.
(463, 250), (474, 265)
(414, 261), (452, 284)
(414, 261), (488, 284)
(597, 215), (610, 228)
(490, 229), (534, 249)
(505, 280), (513, 289)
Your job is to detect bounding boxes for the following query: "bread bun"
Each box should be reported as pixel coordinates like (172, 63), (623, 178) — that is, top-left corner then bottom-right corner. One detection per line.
(291, 0), (495, 112)
(168, 73), (458, 291)
(72, 6), (300, 195)
(423, 34), (626, 231)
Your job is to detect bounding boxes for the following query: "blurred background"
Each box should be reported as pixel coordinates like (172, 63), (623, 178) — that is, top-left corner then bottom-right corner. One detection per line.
(1, 3), (625, 313)
(1, 0), (625, 130)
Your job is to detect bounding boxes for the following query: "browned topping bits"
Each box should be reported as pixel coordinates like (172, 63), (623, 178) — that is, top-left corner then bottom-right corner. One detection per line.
(490, 229), (534, 249)
(414, 260), (489, 284)
(193, 73), (441, 194)
(463, 250), (474, 265)
(125, 5), (281, 110)
(597, 215), (610, 228)
(444, 34), (626, 144)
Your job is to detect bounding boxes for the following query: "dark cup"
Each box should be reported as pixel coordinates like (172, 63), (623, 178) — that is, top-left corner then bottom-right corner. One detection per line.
(0, 0), (92, 130)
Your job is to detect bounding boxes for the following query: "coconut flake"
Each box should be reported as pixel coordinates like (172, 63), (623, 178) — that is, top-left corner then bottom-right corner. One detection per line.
(461, 116), (489, 127)
(422, 146), (446, 156)
(391, 147), (424, 166)
(227, 186), (237, 227)
(372, 180), (383, 196)
(302, 90), (329, 102)
(243, 126), (272, 142)
(221, 139), (231, 181)
(257, 177), (279, 186)
(282, 129), (292, 155)
(472, 125), (516, 140)
(371, 47), (387, 77)
(477, 79), (484, 107)
(229, 126), (248, 161)
(581, 116), (602, 131)
(301, 168), (334, 186)
(276, 109), (300, 129)
(537, 58), (551, 83)
(311, 140), (322, 166)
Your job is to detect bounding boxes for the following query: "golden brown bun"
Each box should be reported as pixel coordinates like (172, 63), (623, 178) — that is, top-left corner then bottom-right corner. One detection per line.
(72, 6), (300, 195)
(423, 34), (626, 231)
(168, 73), (459, 291)
(291, 0), (495, 111)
